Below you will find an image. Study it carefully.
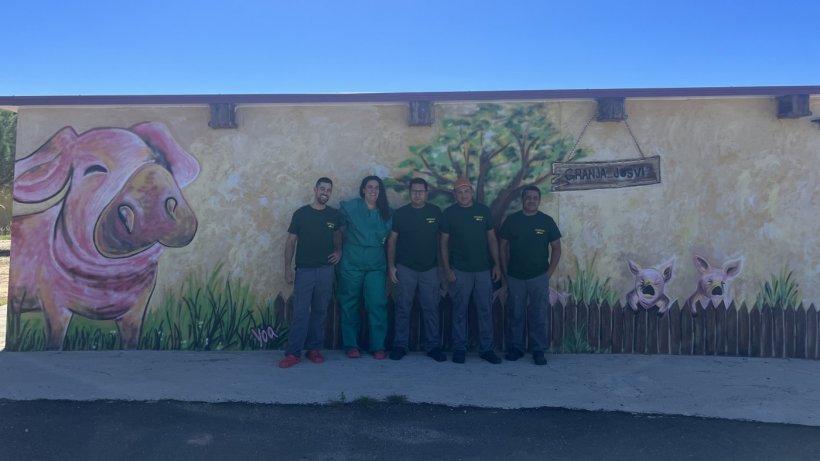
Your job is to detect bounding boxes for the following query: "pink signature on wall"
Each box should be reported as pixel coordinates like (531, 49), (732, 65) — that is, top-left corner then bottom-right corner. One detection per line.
(250, 326), (280, 347)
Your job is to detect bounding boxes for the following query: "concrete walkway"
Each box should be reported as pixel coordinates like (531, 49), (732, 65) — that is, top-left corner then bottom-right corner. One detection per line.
(1, 351), (818, 427)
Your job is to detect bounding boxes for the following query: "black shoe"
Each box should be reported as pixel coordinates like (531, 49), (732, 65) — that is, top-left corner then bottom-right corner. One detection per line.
(427, 348), (447, 362)
(533, 351), (547, 366)
(389, 348), (406, 361)
(480, 351), (502, 364)
(452, 350), (466, 364)
(505, 348), (524, 361)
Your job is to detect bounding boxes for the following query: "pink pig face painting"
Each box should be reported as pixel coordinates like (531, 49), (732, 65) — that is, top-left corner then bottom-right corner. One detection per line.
(625, 258), (675, 315)
(685, 255), (743, 314)
(10, 122), (200, 350)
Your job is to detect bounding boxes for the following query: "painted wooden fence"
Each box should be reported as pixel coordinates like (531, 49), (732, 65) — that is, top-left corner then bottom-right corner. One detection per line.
(275, 294), (819, 360)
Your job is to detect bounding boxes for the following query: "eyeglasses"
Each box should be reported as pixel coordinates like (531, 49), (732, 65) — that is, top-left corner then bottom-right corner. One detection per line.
(410, 189), (427, 194)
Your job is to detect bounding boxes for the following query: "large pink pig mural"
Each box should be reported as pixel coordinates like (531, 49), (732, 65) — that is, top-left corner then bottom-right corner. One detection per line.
(10, 122), (200, 350)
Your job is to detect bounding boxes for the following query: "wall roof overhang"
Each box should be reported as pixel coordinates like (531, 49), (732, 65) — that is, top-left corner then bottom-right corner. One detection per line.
(1, 86), (819, 107)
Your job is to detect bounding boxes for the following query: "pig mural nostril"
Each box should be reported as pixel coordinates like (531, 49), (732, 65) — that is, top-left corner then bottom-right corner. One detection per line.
(165, 197), (178, 216)
(712, 286), (723, 296)
(118, 205), (135, 234)
(642, 286), (655, 296)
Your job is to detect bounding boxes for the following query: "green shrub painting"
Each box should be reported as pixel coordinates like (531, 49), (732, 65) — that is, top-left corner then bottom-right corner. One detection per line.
(5, 265), (287, 351)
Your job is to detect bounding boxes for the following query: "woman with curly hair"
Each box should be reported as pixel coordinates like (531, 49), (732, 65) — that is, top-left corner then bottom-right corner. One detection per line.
(338, 175), (392, 359)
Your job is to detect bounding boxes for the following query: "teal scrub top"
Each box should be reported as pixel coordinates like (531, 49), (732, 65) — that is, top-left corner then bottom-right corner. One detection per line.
(340, 198), (392, 271)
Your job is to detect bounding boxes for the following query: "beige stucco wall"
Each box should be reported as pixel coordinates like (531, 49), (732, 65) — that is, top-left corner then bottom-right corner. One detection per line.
(555, 97), (820, 306)
(12, 96), (820, 310)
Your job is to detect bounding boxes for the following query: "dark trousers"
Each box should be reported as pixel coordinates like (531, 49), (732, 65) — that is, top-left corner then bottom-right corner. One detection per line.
(393, 265), (441, 352)
(285, 265), (334, 355)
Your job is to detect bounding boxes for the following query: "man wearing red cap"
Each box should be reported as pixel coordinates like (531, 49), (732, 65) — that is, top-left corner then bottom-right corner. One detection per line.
(440, 177), (502, 364)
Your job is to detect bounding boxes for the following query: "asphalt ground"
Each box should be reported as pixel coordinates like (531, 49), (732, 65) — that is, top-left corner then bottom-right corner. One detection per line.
(1, 350), (818, 428)
(2, 400), (819, 461)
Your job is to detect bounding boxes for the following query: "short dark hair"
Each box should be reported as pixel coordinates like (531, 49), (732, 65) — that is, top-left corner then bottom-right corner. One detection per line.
(315, 177), (333, 188)
(521, 185), (541, 200)
(409, 178), (428, 191)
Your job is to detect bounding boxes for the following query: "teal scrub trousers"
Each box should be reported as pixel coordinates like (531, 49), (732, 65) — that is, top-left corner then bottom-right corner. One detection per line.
(337, 244), (388, 352)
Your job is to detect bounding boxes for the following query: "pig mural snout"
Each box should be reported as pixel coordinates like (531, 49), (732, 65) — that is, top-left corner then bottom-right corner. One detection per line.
(118, 205), (135, 233)
(95, 163), (198, 258)
(166, 197), (178, 217)
(642, 285), (655, 296)
(712, 285), (723, 296)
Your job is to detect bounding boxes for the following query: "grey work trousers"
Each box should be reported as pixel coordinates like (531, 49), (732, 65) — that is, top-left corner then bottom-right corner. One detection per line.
(449, 269), (494, 353)
(506, 273), (550, 352)
(285, 265), (334, 356)
(393, 265), (441, 352)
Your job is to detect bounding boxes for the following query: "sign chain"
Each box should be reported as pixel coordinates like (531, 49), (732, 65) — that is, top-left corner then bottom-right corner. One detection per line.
(567, 113), (647, 161)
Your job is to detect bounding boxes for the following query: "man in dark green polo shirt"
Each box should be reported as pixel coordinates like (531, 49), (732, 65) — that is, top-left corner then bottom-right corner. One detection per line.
(499, 185), (562, 366)
(440, 177), (503, 364)
(279, 177), (342, 368)
(387, 178), (446, 362)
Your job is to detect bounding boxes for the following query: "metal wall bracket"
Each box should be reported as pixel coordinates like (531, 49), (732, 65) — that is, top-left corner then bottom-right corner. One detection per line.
(209, 103), (238, 129)
(776, 95), (812, 119)
(596, 97), (627, 121)
(408, 101), (434, 126)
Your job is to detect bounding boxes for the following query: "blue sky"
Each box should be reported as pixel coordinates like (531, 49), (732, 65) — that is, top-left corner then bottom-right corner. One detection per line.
(2, 0), (819, 95)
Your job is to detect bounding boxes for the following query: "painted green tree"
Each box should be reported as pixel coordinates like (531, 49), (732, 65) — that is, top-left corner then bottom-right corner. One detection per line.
(0, 110), (15, 186)
(0, 109), (16, 232)
(387, 103), (585, 226)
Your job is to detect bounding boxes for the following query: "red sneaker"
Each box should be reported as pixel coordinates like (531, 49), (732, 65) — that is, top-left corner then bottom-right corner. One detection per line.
(346, 348), (361, 359)
(278, 354), (301, 368)
(306, 350), (325, 364)
(373, 350), (386, 360)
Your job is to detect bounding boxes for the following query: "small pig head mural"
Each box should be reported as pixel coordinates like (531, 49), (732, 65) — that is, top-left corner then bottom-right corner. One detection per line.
(685, 255), (743, 313)
(10, 122), (200, 350)
(625, 258), (675, 315)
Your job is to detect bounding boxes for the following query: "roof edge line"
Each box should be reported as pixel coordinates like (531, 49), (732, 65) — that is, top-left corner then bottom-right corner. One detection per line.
(1, 86), (819, 106)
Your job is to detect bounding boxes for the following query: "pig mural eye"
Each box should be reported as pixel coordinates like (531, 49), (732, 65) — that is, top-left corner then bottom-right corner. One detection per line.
(83, 164), (109, 176)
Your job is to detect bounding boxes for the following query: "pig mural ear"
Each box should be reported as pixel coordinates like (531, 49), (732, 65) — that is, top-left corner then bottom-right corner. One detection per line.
(13, 126), (77, 207)
(628, 259), (641, 275)
(659, 257), (675, 282)
(129, 122), (200, 187)
(693, 255), (711, 273)
(723, 257), (743, 279)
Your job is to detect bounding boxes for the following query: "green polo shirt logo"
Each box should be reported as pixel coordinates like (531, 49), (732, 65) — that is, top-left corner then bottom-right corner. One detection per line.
(426, 217), (437, 224)
(326, 222), (336, 230)
(534, 228), (545, 235)
(473, 215), (484, 222)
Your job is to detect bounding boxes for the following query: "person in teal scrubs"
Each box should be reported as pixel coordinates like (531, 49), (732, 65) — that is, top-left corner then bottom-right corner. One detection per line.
(338, 176), (393, 359)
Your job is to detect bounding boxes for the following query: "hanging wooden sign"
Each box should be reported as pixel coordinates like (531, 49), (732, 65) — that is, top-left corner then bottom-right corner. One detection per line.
(551, 155), (661, 191)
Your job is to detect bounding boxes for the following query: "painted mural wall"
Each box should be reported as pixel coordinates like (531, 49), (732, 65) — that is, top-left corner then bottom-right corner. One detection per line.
(6, 97), (820, 350)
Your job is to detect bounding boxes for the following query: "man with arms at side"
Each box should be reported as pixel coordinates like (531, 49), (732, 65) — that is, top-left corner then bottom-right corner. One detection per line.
(499, 185), (561, 366)
(440, 177), (503, 364)
(387, 178), (446, 362)
(280, 177), (342, 368)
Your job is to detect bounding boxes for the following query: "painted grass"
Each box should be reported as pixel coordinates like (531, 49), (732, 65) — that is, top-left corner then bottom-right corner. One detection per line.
(566, 253), (619, 306)
(559, 324), (594, 354)
(6, 313), (46, 351)
(755, 267), (802, 310)
(5, 264), (287, 351)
